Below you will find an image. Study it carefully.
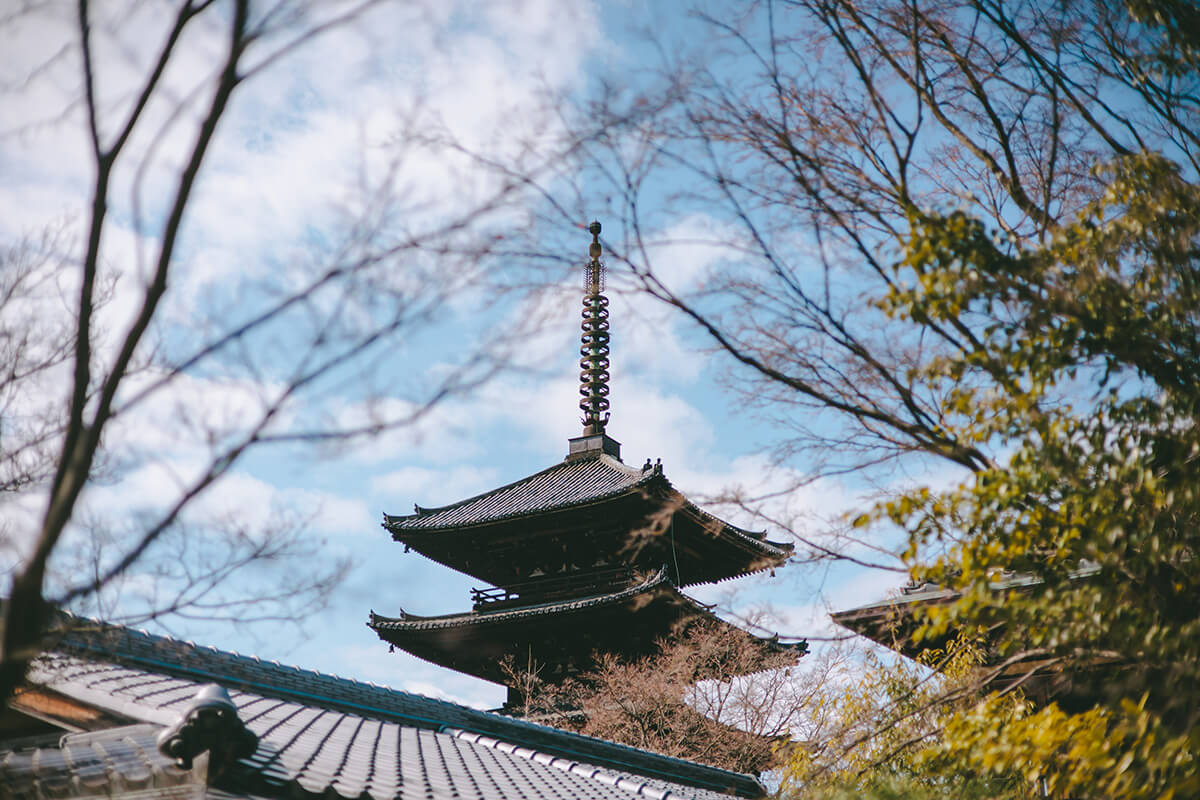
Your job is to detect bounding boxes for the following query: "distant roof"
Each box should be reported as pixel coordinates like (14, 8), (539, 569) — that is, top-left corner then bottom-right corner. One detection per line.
(8, 614), (765, 799)
(830, 579), (958, 626)
(831, 569), (1108, 705)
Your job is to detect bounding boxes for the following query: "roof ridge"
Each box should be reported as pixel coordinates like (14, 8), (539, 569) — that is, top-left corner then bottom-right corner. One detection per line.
(51, 609), (409, 697)
(385, 453), (646, 524)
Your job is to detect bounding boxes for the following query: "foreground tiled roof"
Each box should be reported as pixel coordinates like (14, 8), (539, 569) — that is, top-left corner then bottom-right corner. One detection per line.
(0, 724), (196, 798)
(11, 616), (764, 799)
(1, 714), (730, 800)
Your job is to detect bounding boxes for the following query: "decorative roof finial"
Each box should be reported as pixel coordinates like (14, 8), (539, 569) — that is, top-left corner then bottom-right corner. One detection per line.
(580, 221), (610, 435)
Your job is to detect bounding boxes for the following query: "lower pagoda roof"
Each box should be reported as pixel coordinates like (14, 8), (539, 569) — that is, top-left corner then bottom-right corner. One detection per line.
(383, 454), (794, 588)
(369, 569), (807, 687)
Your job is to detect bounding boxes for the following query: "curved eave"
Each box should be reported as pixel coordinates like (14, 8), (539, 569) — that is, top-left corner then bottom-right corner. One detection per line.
(369, 572), (808, 685)
(389, 519), (789, 591)
(369, 569), (682, 631)
(388, 481), (793, 576)
(671, 498), (794, 560)
(656, 471), (794, 556)
(384, 457), (792, 557)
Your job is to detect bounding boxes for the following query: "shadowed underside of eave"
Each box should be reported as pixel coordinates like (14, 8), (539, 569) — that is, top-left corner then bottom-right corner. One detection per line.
(383, 458), (793, 588)
(369, 572), (807, 686)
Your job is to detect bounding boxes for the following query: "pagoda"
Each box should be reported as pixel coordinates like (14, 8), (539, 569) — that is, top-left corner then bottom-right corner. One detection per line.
(368, 222), (803, 705)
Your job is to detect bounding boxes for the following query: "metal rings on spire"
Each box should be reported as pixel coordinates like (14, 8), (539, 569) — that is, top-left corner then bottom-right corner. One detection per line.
(580, 221), (610, 434)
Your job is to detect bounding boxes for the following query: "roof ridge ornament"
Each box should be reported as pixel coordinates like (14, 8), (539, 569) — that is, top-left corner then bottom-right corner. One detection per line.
(579, 221), (611, 435)
(156, 683), (257, 770)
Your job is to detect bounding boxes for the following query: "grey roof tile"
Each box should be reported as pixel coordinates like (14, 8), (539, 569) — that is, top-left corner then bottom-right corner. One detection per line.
(0, 725), (197, 800)
(0, 711), (726, 800)
(17, 616), (766, 799)
(385, 454), (653, 531)
(449, 731), (736, 800)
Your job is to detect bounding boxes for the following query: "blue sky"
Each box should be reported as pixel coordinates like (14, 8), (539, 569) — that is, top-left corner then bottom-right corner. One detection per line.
(0, 0), (923, 710)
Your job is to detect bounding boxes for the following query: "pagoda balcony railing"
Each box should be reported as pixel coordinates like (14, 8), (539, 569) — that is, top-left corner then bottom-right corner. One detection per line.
(472, 566), (637, 611)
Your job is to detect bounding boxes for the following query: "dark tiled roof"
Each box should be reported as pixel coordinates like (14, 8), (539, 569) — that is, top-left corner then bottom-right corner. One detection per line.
(367, 571), (807, 688)
(830, 567), (1108, 706)
(0, 714), (726, 800)
(382, 454), (792, 558)
(368, 569), (697, 632)
(21, 616), (764, 798)
(830, 567), (1076, 624)
(830, 584), (958, 622)
(0, 724), (195, 799)
(385, 454), (654, 531)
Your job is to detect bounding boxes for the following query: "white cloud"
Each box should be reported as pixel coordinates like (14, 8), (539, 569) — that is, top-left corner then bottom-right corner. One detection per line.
(370, 464), (502, 508)
(1, 0), (942, 713)
(78, 461), (372, 541)
(634, 213), (749, 295)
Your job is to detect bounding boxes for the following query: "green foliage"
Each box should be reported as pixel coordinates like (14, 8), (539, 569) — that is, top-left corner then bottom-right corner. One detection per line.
(932, 696), (1198, 799)
(859, 152), (1200, 796)
(783, 636), (1028, 799)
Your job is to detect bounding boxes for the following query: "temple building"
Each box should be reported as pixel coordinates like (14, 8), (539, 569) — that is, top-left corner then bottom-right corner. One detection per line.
(368, 223), (805, 705)
(832, 568), (1115, 709)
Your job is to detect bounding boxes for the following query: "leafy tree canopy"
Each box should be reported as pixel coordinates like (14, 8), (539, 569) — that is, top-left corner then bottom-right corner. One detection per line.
(867, 151), (1200, 798)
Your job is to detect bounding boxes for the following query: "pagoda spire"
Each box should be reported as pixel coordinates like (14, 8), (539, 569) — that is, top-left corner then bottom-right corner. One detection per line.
(567, 221), (621, 461)
(579, 221), (611, 435)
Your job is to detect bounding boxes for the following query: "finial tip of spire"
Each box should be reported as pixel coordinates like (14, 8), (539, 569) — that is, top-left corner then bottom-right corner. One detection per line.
(588, 220), (602, 261)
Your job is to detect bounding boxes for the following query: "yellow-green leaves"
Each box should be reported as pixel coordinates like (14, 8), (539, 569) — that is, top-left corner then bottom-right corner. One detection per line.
(832, 153), (1200, 798)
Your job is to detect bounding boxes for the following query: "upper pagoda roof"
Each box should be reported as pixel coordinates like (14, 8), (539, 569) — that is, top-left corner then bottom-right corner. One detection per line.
(383, 453), (793, 588)
(383, 225), (793, 587)
(387, 453), (653, 531)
